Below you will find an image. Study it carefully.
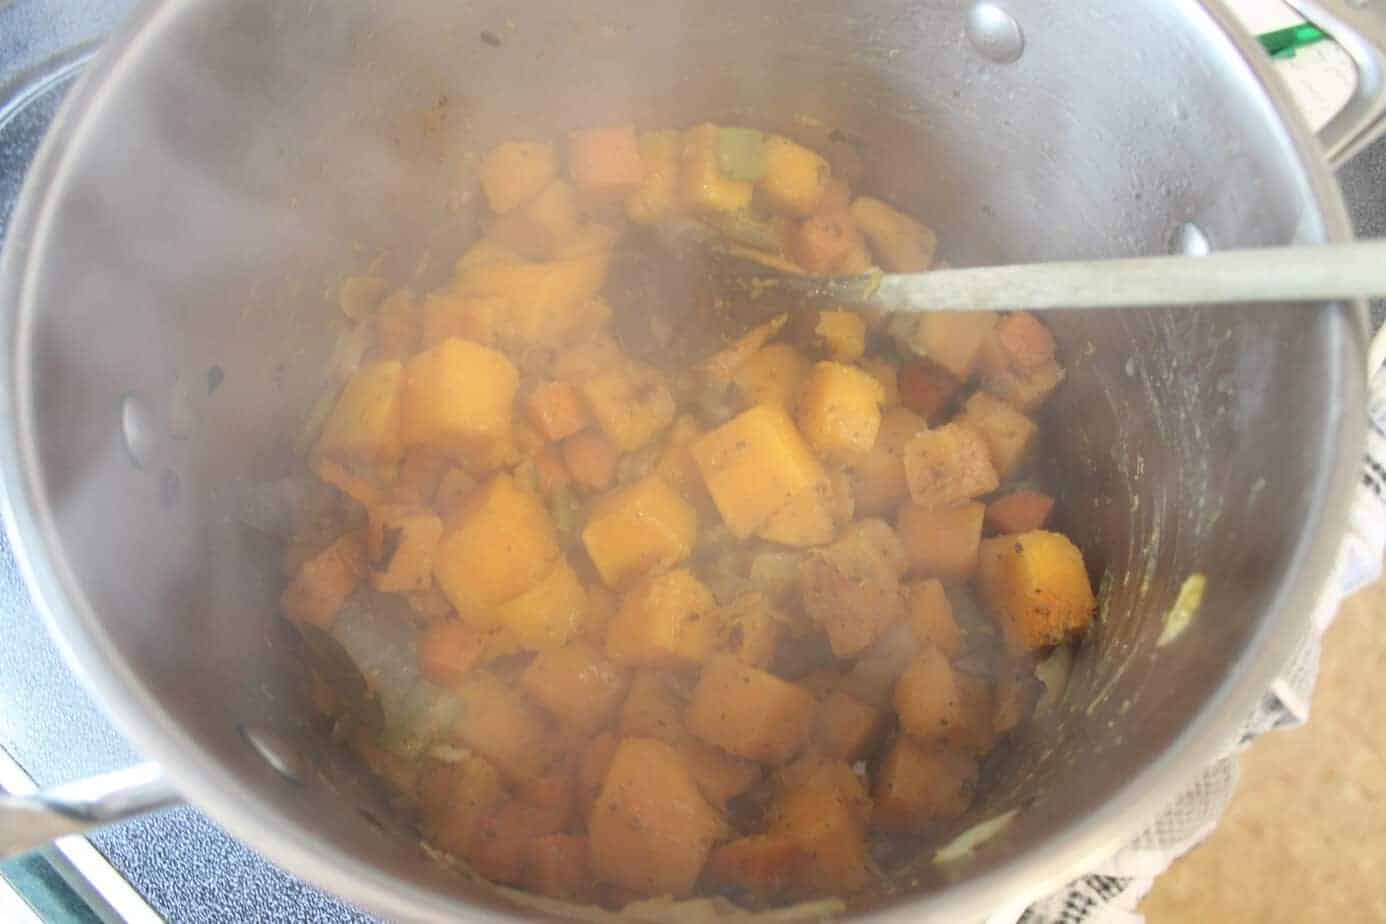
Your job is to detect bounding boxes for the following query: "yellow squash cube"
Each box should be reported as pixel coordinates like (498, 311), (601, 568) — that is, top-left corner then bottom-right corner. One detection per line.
(796, 361), (886, 462)
(479, 141), (557, 214)
(760, 135), (831, 216)
(606, 569), (718, 667)
(581, 474), (697, 588)
(691, 405), (827, 539)
(976, 530), (1096, 653)
(734, 343), (809, 412)
(580, 361), (676, 453)
(315, 360), (404, 465)
(400, 337), (518, 456)
(520, 642), (629, 733)
(682, 124), (753, 214)
(902, 422), (999, 509)
(958, 391), (1038, 479)
(493, 557), (590, 649)
(911, 311), (999, 381)
(433, 474), (560, 621)
(814, 310), (866, 362)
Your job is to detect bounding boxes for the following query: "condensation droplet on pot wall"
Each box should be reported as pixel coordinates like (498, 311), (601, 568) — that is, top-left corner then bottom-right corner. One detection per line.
(965, 3), (1025, 64)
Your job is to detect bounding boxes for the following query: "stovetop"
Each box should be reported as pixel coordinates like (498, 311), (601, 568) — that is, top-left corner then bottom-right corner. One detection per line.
(0, 0), (1383, 921)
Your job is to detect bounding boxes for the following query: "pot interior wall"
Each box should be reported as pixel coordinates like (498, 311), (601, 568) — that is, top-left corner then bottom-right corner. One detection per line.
(11, 0), (1361, 915)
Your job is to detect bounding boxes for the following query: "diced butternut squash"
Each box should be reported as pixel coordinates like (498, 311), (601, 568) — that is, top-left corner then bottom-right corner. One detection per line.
(792, 211), (861, 274)
(814, 311), (867, 362)
(626, 130), (684, 225)
(982, 357), (1067, 413)
(401, 338), (518, 456)
(733, 343), (809, 411)
(902, 422), (998, 509)
(534, 446), (572, 498)
(569, 125), (645, 196)
(699, 314), (788, 387)
(986, 490), (1055, 535)
(713, 592), (783, 668)
(366, 504), (444, 593)
(838, 622), (921, 709)
(485, 179), (581, 259)
(280, 532), (366, 629)
(897, 358), (962, 424)
(420, 291), (504, 349)
(800, 519), (907, 657)
(686, 655), (816, 764)
(418, 754), (507, 856)
(683, 124), (754, 214)
(374, 288), (420, 359)
(756, 479), (837, 548)
(944, 672), (1000, 758)
(578, 732), (619, 818)
(589, 738), (723, 897)
(897, 500), (985, 582)
(617, 670), (687, 743)
(527, 834), (595, 902)
(679, 738), (764, 811)
(812, 691), (885, 763)
(480, 141), (557, 214)
(315, 360), (404, 465)
(959, 391), (1038, 479)
(581, 474), (697, 588)
(850, 406), (925, 517)
(691, 405), (827, 539)
(606, 569), (719, 667)
(850, 196), (937, 272)
(526, 380), (591, 443)
(521, 642), (629, 733)
(976, 530), (1096, 653)
(451, 670), (556, 781)
(705, 835), (803, 900)
(655, 415), (711, 505)
(391, 450), (448, 506)
(580, 361), (676, 453)
(492, 557), (589, 649)
(469, 799), (551, 884)
(312, 457), (387, 509)
(871, 737), (977, 831)
(418, 620), (490, 687)
(433, 474), (560, 619)
(760, 135), (831, 216)
(406, 584), (457, 623)
(552, 333), (626, 384)
(457, 253), (612, 347)
(796, 361), (884, 462)
(893, 646), (964, 742)
(562, 431), (618, 490)
(911, 311), (999, 381)
(766, 760), (871, 895)
(434, 466), (478, 519)
(904, 579), (963, 657)
(993, 659), (1040, 735)
(996, 312), (1057, 372)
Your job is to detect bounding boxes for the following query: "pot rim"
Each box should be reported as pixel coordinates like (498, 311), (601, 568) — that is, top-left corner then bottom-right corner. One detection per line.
(0, 0), (1367, 920)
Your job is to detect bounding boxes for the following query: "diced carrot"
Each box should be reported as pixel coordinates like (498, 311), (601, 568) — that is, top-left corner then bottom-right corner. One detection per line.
(569, 125), (645, 196)
(996, 312), (1057, 372)
(897, 358), (961, 424)
(562, 430), (619, 490)
(418, 620), (489, 686)
(527, 834), (595, 901)
(985, 490), (1055, 535)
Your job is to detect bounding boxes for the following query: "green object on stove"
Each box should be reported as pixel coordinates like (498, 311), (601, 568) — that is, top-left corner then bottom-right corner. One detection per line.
(1258, 23), (1327, 59)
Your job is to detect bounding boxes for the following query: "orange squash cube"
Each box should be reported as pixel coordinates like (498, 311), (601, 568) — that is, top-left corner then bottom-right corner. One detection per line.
(799, 519), (907, 657)
(996, 311), (1057, 372)
(527, 834), (595, 902)
(492, 558), (589, 649)
(958, 391), (1038, 479)
(520, 641), (629, 733)
(484, 179), (581, 260)
(617, 670), (687, 743)
(562, 431), (618, 490)
(812, 691), (885, 763)
(433, 474), (560, 620)
(756, 479), (837, 548)
(850, 196), (937, 272)
(315, 360), (404, 465)
(760, 135), (831, 216)
(365, 504), (444, 593)
(734, 343), (809, 411)
(985, 490), (1055, 535)
(418, 754), (507, 857)
(850, 406), (926, 516)
(682, 124), (753, 214)
(796, 361), (885, 463)
(897, 501), (985, 582)
(525, 380), (591, 442)
(976, 530), (1096, 653)
(589, 738), (723, 897)
(691, 405), (827, 539)
(902, 422), (999, 510)
(626, 130), (684, 225)
(280, 532), (366, 629)
(678, 738), (763, 811)
(705, 834), (803, 900)
(686, 656), (816, 764)
(713, 592), (784, 668)
(417, 620), (489, 687)
(580, 361), (676, 452)
(400, 337), (517, 456)
(911, 311), (999, 381)
(982, 357), (1067, 413)
(871, 737), (977, 832)
(894, 646), (965, 742)
(606, 569), (718, 667)
(581, 474), (697, 588)
(456, 252), (610, 335)
(904, 579), (963, 657)
(479, 141), (557, 214)
(766, 760), (871, 895)
(814, 311), (867, 362)
(569, 125), (645, 196)
(450, 671), (556, 782)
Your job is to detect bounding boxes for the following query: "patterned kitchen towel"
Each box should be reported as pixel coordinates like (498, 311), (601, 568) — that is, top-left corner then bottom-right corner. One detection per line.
(1011, 367), (1386, 924)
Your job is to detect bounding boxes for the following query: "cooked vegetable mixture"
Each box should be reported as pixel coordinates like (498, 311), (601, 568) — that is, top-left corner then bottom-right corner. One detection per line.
(282, 121), (1096, 908)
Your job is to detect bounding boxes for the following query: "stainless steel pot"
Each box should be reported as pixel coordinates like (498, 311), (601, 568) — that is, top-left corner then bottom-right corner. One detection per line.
(1, 0), (1383, 919)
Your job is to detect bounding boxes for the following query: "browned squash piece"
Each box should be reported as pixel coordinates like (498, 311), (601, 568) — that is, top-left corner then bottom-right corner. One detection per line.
(904, 578), (963, 657)
(686, 655), (816, 765)
(976, 530), (1096, 653)
(902, 421), (999, 510)
(577, 731), (619, 820)
(450, 671), (556, 782)
(526, 834), (595, 902)
(897, 500), (986, 583)
(943, 672), (1000, 758)
(617, 670), (687, 744)
(678, 738), (764, 811)
(315, 360), (405, 466)
(713, 591), (784, 668)
(606, 569), (719, 667)
(589, 738), (724, 897)
(910, 311), (998, 381)
(520, 642), (629, 733)
(811, 691), (886, 763)
(850, 406), (926, 517)
(958, 391), (1039, 480)
(871, 737), (977, 832)
(704, 834), (804, 900)
(365, 504), (443, 593)
(766, 759), (872, 896)
(582, 474), (697, 589)
(417, 754), (508, 857)
(580, 360), (676, 453)
(799, 519), (907, 657)
(796, 361), (885, 463)
(985, 490), (1055, 535)
(734, 343), (810, 412)
(893, 645), (965, 742)
(280, 532), (366, 629)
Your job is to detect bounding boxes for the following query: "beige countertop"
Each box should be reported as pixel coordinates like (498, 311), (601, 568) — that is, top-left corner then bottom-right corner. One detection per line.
(1140, 578), (1386, 922)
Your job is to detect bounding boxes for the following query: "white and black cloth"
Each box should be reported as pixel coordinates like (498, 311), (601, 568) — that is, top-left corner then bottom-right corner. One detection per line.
(1009, 369), (1386, 924)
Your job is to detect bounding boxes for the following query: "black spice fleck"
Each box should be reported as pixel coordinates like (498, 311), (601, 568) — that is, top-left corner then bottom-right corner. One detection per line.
(480, 30), (502, 47)
(207, 364), (225, 395)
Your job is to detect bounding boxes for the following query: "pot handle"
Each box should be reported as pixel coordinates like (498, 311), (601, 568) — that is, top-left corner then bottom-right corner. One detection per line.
(1282, 0), (1386, 167)
(0, 762), (179, 859)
